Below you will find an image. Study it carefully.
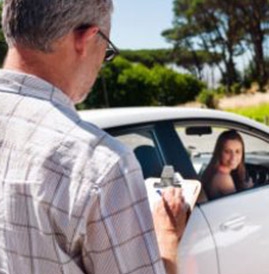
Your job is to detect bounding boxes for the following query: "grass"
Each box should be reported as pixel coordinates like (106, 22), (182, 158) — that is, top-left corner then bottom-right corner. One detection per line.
(225, 103), (269, 125)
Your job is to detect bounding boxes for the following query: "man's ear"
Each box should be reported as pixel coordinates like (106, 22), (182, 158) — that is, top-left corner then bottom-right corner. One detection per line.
(74, 26), (99, 57)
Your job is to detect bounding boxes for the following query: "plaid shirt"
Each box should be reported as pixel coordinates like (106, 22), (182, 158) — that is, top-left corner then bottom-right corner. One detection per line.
(0, 70), (165, 274)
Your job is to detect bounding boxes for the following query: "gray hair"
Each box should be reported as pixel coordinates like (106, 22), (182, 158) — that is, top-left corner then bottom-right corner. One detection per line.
(2, 0), (113, 52)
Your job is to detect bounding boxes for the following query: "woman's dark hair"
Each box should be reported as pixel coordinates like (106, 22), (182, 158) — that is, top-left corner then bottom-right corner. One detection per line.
(202, 130), (246, 193)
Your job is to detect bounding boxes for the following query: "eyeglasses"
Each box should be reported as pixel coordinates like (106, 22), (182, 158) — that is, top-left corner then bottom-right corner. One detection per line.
(98, 30), (119, 62)
(75, 24), (119, 62)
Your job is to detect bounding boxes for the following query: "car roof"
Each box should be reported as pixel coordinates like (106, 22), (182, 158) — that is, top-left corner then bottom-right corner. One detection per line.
(79, 106), (269, 133)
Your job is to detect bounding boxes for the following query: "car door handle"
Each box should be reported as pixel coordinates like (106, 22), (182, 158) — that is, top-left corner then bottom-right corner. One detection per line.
(220, 216), (246, 231)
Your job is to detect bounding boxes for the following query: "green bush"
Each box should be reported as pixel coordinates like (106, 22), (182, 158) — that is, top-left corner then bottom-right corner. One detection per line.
(117, 64), (157, 106)
(197, 89), (220, 109)
(150, 65), (205, 106)
(230, 83), (242, 95)
(77, 57), (205, 109)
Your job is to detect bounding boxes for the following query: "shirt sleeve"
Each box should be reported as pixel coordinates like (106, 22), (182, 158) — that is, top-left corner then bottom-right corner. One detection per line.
(81, 152), (166, 274)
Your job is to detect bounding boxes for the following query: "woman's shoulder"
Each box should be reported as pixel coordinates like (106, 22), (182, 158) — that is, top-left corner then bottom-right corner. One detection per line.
(209, 171), (236, 198)
(213, 170), (231, 178)
(212, 171), (233, 185)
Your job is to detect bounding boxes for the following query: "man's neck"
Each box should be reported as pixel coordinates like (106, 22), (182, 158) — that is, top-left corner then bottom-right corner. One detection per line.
(4, 47), (74, 100)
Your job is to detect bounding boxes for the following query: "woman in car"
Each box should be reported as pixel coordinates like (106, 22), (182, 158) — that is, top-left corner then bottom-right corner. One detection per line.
(201, 130), (253, 200)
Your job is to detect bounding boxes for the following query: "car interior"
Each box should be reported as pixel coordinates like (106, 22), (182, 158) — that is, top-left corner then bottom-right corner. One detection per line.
(108, 120), (269, 204)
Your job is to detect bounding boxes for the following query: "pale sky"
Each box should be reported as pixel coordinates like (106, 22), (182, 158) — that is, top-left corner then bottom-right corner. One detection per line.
(111, 0), (174, 50)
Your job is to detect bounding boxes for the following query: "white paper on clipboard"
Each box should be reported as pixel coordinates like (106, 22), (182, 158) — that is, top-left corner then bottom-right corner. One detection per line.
(145, 174), (201, 211)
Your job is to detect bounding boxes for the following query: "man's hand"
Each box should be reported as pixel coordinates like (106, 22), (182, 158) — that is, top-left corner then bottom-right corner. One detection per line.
(152, 187), (189, 274)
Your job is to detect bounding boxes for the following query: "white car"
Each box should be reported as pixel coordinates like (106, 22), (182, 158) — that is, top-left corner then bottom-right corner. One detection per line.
(79, 107), (269, 274)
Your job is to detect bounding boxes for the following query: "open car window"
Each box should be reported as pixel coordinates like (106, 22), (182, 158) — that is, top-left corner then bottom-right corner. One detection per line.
(109, 121), (198, 181)
(174, 124), (269, 202)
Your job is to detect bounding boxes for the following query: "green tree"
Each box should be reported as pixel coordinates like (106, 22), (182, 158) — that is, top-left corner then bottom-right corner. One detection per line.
(235, 0), (269, 89)
(0, 2), (8, 66)
(151, 65), (205, 105)
(163, 0), (269, 91)
(120, 49), (173, 68)
(163, 0), (245, 93)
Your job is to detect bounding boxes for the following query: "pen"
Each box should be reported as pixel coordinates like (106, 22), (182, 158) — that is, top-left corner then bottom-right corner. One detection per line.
(156, 189), (178, 228)
(156, 189), (162, 196)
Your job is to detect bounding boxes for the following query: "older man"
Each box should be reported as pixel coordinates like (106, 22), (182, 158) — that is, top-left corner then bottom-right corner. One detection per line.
(0, 0), (187, 273)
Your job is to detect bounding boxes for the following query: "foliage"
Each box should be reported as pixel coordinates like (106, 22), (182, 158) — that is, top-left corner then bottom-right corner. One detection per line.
(77, 56), (205, 109)
(197, 83), (243, 109)
(197, 88), (221, 109)
(117, 63), (157, 106)
(77, 57), (132, 109)
(151, 65), (205, 105)
(163, 0), (244, 91)
(163, 0), (269, 91)
(169, 46), (222, 79)
(226, 103), (269, 124)
(229, 83), (243, 95)
(119, 49), (173, 68)
(119, 48), (221, 80)
(0, 2), (8, 65)
(235, 0), (269, 88)
(243, 58), (269, 91)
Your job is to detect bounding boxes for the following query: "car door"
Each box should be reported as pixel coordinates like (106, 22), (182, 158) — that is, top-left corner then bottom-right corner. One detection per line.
(199, 186), (269, 274)
(109, 119), (269, 274)
(175, 122), (269, 274)
(178, 206), (219, 274)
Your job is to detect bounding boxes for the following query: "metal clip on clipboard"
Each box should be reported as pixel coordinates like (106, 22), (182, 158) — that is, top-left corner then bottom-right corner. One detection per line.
(153, 165), (182, 188)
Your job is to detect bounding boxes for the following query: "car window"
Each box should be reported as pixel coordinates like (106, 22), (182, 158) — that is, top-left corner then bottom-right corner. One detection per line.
(114, 129), (164, 179)
(174, 124), (269, 201)
(116, 130), (154, 150)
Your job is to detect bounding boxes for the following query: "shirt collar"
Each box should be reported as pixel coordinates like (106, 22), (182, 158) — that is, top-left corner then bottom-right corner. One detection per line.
(0, 69), (76, 111)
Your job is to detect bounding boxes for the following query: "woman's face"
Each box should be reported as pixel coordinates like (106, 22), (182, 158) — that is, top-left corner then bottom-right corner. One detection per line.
(220, 139), (243, 171)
